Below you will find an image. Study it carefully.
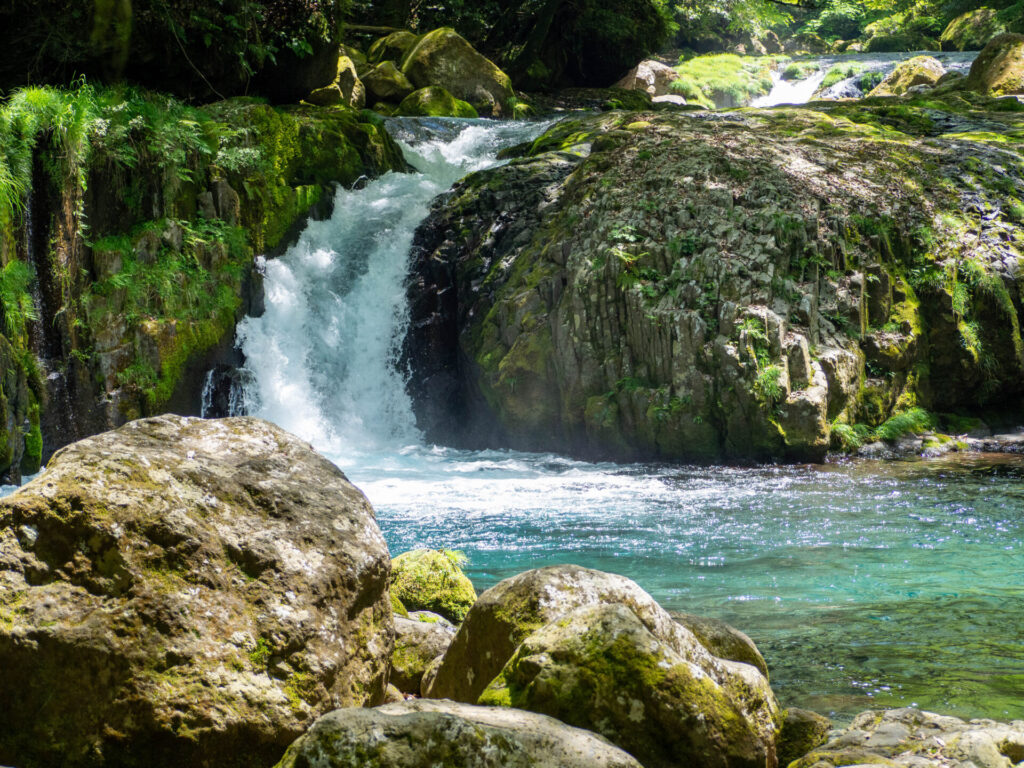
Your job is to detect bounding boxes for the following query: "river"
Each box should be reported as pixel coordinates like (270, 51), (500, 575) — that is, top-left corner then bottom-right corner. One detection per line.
(229, 113), (1020, 721)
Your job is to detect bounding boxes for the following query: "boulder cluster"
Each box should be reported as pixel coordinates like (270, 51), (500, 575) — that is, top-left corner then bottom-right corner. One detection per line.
(309, 28), (516, 118)
(1, 417), (1021, 767)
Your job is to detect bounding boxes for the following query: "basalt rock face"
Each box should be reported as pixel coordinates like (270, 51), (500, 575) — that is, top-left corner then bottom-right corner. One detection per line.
(0, 415), (393, 768)
(403, 97), (1024, 462)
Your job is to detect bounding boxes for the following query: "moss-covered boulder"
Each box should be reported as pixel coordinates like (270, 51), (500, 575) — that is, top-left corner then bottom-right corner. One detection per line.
(364, 61), (416, 103)
(274, 700), (644, 768)
(390, 549), (477, 622)
(367, 30), (421, 65)
(403, 98), (1024, 461)
(479, 604), (779, 768)
(777, 708), (832, 767)
(396, 86), (479, 118)
(401, 28), (515, 117)
(306, 55), (366, 108)
(0, 415), (393, 768)
(670, 611), (769, 678)
(867, 56), (946, 97)
(391, 615), (456, 694)
(966, 33), (1024, 95)
(940, 8), (1008, 51)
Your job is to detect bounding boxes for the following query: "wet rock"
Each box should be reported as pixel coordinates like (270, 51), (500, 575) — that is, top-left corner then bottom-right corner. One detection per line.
(391, 615), (455, 694)
(480, 604), (779, 768)
(390, 548), (477, 623)
(274, 699), (644, 768)
(790, 707), (1024, 768)
(0, 415), (392, 768)
(401, 28), (515, 117)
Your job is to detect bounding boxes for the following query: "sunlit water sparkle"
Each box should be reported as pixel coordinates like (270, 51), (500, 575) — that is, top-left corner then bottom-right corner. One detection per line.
(234, 116), (1024, 721)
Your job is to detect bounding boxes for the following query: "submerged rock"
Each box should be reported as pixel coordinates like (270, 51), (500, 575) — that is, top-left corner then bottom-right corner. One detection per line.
(274, 699), (644, 768)
(390, 548), (477, 622)
(401, 28), (515, 117)
(790, 707), (1024, 768)
(0, 415), (392, 768)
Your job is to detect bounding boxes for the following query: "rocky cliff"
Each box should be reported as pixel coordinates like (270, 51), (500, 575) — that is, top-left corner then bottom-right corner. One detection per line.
(0, 87), (407, 481)
(404, 93), (1024, 461)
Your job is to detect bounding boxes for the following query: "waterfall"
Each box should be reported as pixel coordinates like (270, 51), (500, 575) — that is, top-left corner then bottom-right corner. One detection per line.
(236, 117), (551, 462)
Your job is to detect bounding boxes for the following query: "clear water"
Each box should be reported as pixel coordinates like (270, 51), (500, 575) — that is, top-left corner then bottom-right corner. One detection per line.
(236, 117), (1024, 721)
(753, 50), (979, 106)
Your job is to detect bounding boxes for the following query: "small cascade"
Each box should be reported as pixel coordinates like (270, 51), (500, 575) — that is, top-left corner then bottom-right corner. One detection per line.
(237, 117), (551, 463)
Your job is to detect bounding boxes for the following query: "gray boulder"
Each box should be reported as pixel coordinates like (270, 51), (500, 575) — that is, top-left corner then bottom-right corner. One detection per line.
(391, 614), (455, 694)
(0, 415), (392, 768)
(273, 699), (644, 768)
(671, 611), (769, 678)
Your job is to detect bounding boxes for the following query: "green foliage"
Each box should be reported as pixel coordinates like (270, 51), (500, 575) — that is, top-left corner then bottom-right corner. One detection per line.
(0, 262), (39, 339)
(754, 364), (784, 406)
(0, 0), (350, 100)
(874, 407), (937, 441)
(820, 62), (867, 90)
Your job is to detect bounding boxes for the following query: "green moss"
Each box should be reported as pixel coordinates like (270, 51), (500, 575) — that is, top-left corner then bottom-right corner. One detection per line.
(391, 592), (410, 618)
(390, 549), (476, 623)
(673, 54), (777, 108)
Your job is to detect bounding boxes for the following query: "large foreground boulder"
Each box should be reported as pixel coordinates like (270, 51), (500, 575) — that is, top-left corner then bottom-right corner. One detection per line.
(671, 611), (769, 678)
(479, 604), (778, 768)
(0, 415), (392, 768)
(790, 707), (1024, 768)
(425, 564), (681, 703)
(401, 28), (515, 117)
(426, 565), (780, 767)
(274, 699), (644, 767)
(966, 33), (1024, 95)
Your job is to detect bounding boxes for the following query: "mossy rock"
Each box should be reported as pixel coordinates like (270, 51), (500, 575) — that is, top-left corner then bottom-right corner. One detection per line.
(868, 56), (946, 97)
(391, 592), (410, 617)
(401, 27), (515, 117)
(391, 615), (455, 694)
(364, 61), (415, 103)
(390, 549), (477, 623)
(273, 699), (644, 768)
(479, 604), (778, 768)
(940, 8), (1008, 51)
(966, 33), (1024, 95)
(367, 30), (420, 65)
(305, 55), (366, 108)
(670, 611), (769, 678)
(777, 707), (832, 766)
(396, 86), (478, 118)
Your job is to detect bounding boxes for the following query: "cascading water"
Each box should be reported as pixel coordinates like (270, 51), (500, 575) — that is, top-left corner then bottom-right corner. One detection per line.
(237, 116), (1024, 721)
(752, 50), (979, 107)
